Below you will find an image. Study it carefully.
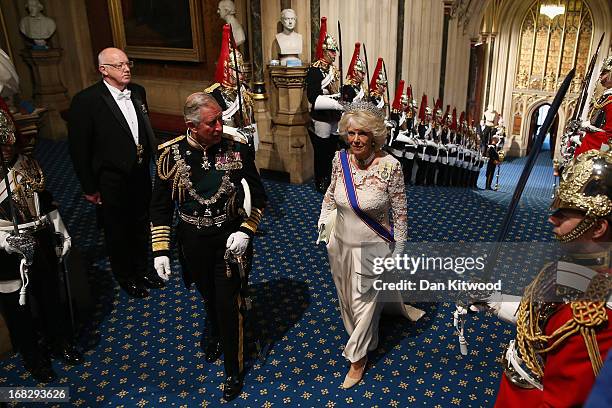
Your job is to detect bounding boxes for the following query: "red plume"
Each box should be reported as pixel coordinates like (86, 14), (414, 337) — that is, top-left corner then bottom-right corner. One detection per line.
(418, 94), (427, 122)
(451, 108), (457, 130)
(406, 85), (413, 101)
(214, 24), (232, 84)
(346, 42), (361, 80)
(442, 104), (450, 122)
(369, 58), (384, 93)
(316, 17), (328, 61)
(391, 80), (405, 110)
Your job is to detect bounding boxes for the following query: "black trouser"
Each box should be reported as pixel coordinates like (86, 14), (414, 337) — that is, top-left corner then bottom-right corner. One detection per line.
(0, 228), (72, 357)
(399, 157), (414, 184)
(415, 158), (428, 185)
(99, 163), (151, 285)
(426, 161), (437, 186)
(308, 129), (339, 192)
(178, 224), (250, 378)
(486, 161), (497, 189)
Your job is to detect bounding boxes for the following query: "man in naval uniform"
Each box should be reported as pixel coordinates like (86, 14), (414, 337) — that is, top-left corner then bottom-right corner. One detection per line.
(205, 24), (258, 155)
(306, 17), (342, 193)
(0, 106), (82, 383)
(485, 135), (500, 190)
(150, 92), (266, 401)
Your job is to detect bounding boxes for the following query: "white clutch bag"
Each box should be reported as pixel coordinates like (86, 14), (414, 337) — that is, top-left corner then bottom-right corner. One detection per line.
(316, 209), (337, 245)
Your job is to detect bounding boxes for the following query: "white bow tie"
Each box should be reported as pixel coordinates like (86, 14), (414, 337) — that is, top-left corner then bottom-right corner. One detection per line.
(117, 90), (131, 100)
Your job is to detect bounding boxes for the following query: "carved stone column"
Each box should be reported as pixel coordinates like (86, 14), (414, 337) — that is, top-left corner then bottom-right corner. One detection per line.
(20, 48), (69, 140)
(262, 65), (312, 183)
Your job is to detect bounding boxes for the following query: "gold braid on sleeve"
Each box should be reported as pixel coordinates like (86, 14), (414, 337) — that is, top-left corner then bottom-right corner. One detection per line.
(515, 272), (610, 380)
(151, 225), (171, 252)
(241, 207), (264, 234)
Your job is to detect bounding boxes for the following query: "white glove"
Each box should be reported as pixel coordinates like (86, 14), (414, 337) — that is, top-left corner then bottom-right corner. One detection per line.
(0, 231), (9, 252)
(226, 231), (250, 256)
(48, 210), (71, 261)
(154, 256), (171, 281)
(570, 134), (583, 146)
(314, 95), (344, 111)
(486, 292), (522, 325)
(580, 120), (604, 133)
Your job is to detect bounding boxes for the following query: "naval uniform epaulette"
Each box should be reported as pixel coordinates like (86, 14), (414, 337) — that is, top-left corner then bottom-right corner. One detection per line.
(157, 135), (186, 151)
(204, 83), (221, 94)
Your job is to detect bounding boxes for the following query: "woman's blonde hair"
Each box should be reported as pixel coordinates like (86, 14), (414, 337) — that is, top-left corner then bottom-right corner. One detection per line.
(338, 108), (387, 150)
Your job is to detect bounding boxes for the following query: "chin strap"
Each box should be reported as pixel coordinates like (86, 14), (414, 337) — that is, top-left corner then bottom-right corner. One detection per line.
(555, 215), (597, 243)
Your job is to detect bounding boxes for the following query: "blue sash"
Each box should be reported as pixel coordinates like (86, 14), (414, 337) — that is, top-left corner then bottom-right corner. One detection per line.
(339, 150), (394, 243)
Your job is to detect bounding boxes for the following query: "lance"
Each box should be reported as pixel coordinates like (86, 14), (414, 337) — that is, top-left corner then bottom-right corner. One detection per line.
(337, 21), (344, 96)
(573, 33), (604, 123)
(382, 59), (391, 118)
(363, 43), (371, 98)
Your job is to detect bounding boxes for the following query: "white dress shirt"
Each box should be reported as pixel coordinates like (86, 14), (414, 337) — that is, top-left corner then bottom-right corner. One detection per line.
(103, 80), (139, 145)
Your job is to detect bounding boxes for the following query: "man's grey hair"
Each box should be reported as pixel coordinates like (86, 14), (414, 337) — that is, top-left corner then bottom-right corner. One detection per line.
(184, 92), (221, 125)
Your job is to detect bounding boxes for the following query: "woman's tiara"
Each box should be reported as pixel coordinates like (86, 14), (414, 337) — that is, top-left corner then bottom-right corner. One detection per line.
(340, 100), (385, 120)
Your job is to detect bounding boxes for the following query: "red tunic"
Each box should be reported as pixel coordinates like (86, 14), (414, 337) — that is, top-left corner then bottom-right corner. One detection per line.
(574, 93), (612, 156)
(495, 304), (612, 408)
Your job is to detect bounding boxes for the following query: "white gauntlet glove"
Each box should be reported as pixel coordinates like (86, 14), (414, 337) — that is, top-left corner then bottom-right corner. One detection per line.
(580, 120), (604, 133)
(226, 231), (250, 256)
(154, 256), (171, 281)
(486, 292), (522, 325)
(48, 210), (71, 261)
(314, 95), (344, 111)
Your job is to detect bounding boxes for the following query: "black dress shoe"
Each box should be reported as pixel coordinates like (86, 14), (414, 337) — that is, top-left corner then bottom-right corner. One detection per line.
(119, 280), (149, 298)
(23, 354), (57, 383)
(52, 343), (83, 365)
(223, 375), (243, 401)
(140, 274), (166, 289)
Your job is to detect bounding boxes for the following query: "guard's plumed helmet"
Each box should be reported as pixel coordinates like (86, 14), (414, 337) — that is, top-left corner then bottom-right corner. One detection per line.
(346, 42), (365, 84)
(551, 149), (612, 242)
(215, 24), (244, 88)
(315, 17), (338, 62)
(0, 109), (16, 146)
(602, 56), (612, 73)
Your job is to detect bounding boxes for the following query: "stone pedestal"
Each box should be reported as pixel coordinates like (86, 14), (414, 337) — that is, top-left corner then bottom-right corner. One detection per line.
(20, 48), (70, 140)
(262, 65), (312, 183)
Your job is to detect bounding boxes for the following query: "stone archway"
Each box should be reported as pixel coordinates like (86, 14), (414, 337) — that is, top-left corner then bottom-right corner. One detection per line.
(483, 0), (611, 157)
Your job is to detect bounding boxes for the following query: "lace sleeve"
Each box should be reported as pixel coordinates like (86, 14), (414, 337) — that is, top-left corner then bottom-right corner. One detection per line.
(388, 160), (408, 242)
(318, 153), (340, 225)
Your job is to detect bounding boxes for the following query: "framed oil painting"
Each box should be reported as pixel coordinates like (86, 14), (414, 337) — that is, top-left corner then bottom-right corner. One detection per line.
(108, 0), (205, 62)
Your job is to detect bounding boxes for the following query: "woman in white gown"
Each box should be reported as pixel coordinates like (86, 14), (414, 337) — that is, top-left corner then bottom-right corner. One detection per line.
(318, 101), (424, 389)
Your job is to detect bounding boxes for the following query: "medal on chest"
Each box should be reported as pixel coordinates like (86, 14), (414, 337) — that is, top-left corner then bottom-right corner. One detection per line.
(215, 151), (242, 171)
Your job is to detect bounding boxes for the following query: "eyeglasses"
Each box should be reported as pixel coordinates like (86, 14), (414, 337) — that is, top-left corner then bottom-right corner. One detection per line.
(101, 61), (134, 70)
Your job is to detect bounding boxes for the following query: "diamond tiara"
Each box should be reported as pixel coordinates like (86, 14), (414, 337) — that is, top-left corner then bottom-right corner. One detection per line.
(340, 100), (386, 121)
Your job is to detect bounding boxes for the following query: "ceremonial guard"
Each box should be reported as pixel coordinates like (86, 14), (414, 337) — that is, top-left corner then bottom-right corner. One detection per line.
(0, 106), (82, 383)
(387, 81), (417, 184)
(574, 56), (612, 156)
(485, 147), (612, 407)
(205, 24), (258, 153)
(341, 42), (367, 103)
(414, 94), (430, 186)
(446, 108), (459, 187)
(306, 17), (342, 193)
(485, 135), (500, 190)
(368, 58), (388, 111)
(425, 99), (443, 186)
(436, 105), (451, 186)
(150, 93), (266, 401)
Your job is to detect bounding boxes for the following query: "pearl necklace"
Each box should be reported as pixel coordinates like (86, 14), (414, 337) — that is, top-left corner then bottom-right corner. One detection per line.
(353, 152), (375, 169)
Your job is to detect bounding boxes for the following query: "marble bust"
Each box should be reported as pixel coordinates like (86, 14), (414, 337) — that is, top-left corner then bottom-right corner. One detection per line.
(19, 0), (56, 47)
(217, 0), (245, 47)
(275, 9), (302, 65)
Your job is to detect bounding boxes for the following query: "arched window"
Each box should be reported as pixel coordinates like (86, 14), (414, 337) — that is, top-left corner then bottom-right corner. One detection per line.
(515, 0), (593, 92)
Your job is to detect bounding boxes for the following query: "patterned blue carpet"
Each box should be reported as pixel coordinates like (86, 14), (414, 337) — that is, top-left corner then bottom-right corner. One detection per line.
(0, 140), (555, 407)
